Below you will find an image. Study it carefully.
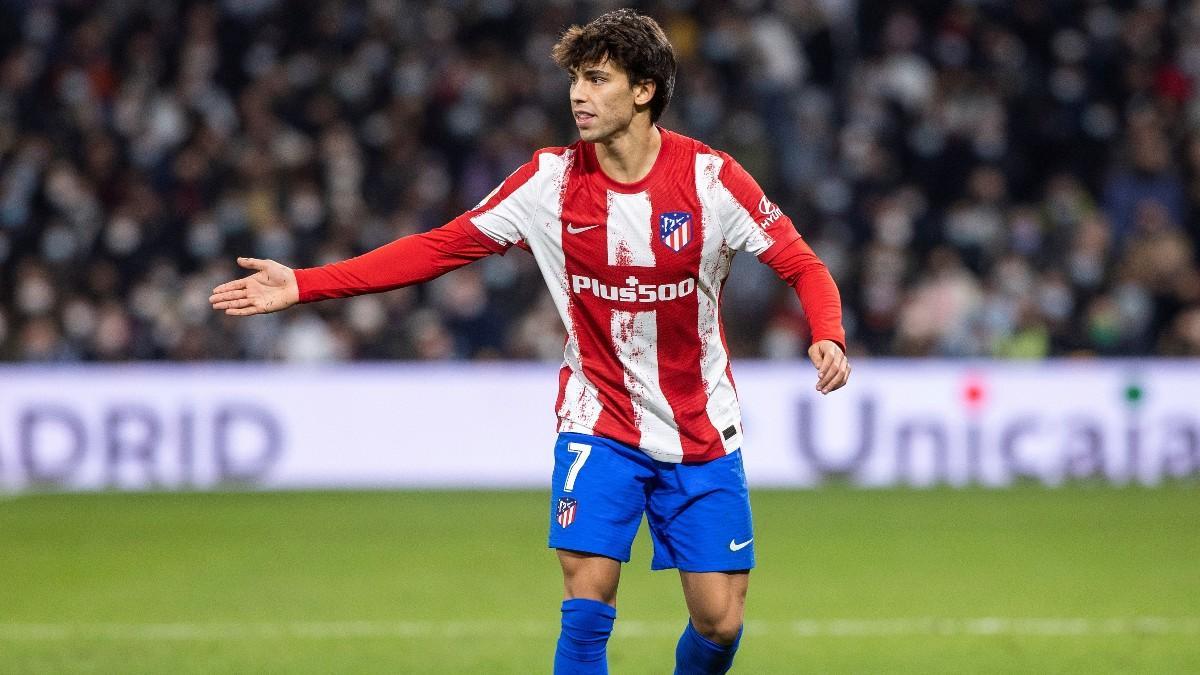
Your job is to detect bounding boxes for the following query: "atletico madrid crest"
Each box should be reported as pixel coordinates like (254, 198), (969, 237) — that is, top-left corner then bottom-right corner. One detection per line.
(556, 497), (578, 528)
(659, 211), (693, 252)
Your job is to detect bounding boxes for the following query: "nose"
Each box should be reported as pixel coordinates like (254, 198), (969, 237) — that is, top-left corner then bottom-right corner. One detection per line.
(570, 80), (586, 104)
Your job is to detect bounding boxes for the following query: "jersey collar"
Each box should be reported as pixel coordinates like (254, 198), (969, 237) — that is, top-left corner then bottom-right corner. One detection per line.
(582, 125), (676, 194)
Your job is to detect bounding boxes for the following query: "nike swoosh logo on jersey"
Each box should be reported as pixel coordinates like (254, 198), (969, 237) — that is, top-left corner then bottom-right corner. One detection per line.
(729, 538), (753, 551)
(566, 223), (600, 234)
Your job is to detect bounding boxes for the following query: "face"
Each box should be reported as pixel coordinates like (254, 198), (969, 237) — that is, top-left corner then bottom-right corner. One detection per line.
(568, 59), (654, 143)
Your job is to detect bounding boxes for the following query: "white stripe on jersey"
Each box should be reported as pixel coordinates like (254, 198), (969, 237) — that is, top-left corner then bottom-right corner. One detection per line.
(557, 357), (604, 434)
(700, 153), (775, 255)
(469, 172), (538, 248)
(605, 190), (655, 266)
(696, 153), (743, 452)
(610, 309), (684, 461)
(514, 151), (603, 434)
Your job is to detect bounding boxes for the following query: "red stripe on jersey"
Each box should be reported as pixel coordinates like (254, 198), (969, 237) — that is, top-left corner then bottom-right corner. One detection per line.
(646, 180), (725, 461)
(554, 362), (571, 415)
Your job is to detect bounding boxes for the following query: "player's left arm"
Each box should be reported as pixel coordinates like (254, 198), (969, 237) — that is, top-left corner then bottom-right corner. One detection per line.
(712, 153), (850, 394)
(760, 235), (850, 395)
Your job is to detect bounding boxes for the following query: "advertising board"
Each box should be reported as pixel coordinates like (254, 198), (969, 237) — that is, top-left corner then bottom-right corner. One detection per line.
(1, 361), (1196, 491)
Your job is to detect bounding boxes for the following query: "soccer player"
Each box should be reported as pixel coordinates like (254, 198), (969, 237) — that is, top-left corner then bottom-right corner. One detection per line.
(210, 9), (849, 674)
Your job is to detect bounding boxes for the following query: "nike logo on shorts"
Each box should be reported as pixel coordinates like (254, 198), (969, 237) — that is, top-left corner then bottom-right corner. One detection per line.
(566, 223), (600, 234)
(729, 538), (753, 551)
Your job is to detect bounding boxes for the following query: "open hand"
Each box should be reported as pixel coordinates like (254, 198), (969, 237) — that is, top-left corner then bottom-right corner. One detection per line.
(209, 257), (300, 316)
(808, 339), (850, 395)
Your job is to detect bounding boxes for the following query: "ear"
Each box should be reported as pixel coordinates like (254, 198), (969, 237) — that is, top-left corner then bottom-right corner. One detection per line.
(633, 79), (656, 107)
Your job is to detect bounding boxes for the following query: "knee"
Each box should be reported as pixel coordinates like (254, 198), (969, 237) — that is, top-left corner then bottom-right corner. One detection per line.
(560, 555), (620, 605)
(564, 581), (617, 606)
(690, 613), (743, 646)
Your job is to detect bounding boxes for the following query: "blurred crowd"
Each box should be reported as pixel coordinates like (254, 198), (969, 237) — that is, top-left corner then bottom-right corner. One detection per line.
(1, 0), (1199, 362)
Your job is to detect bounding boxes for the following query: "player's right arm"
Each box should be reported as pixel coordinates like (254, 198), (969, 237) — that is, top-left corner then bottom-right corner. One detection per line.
(207, 219), (496, 315)
(209, 153), (546, 316)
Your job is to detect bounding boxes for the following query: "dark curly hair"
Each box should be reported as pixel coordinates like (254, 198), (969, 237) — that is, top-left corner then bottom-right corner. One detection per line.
(551, 9), (677, 122)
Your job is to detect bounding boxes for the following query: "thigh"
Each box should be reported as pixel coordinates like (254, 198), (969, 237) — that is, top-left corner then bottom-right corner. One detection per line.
(646, 450), (755, 572)
(558, 549), (622, 605)
(679, 570), (750, 625)
(548, 433), (653, 563)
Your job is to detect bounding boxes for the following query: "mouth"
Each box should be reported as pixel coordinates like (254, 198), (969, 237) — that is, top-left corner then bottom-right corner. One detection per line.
(573, 111), (596, 126)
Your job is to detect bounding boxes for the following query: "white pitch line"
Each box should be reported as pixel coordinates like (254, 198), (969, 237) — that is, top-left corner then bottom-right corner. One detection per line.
(0, 618), (1197, 641)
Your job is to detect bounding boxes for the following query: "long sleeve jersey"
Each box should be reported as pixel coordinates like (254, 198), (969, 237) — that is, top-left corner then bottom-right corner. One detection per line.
(296, 128), (845, 463)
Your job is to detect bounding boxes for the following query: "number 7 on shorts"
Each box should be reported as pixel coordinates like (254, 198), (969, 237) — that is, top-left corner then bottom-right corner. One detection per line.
(564, 442), (591, 492)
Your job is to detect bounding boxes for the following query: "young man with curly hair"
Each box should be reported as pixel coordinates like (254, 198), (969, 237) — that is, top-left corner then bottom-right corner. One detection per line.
(211, 9), (849, 674)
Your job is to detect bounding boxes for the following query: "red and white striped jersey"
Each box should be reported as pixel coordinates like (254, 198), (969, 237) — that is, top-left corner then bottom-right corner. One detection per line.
(453, 128), (843, 463)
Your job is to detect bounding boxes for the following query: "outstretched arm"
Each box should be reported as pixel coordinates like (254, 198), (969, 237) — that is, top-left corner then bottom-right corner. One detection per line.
(208, 218), (500, 315)
(289, 218), (498, 302)
(209, 149), (547, 315)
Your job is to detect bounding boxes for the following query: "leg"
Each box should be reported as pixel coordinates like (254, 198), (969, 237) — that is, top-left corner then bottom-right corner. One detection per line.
(679, 570), (748, 645)
(558, 549), (622, 604)
(548, 434), (655, 674)
(553, 551), (622, 674)
(642, 451), (754, 674)
(674, 570), (748, 674)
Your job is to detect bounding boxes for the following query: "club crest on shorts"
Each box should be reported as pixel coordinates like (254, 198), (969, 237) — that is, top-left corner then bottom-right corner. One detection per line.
(556, 497), (578, 528)
(659, 211), (693, 252)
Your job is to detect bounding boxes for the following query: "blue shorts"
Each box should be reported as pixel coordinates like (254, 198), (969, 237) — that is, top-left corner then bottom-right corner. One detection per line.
(547, 432), (755, 572)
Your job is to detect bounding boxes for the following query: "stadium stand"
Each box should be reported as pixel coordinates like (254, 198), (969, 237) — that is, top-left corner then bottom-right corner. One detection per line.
(1, 0), (1197, 361)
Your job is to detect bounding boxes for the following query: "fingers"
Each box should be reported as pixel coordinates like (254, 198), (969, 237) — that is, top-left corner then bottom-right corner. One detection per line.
(808, 343), (833, 376)
(212, 297), (255, 311)
(817, 346), (838, 374)
(212, 258), (289, 316)
(211, 278), (247, 295)
(810, 341), (851, 395)
(819, 359), (851, 394)
(209, 282), (265, 312)
(815, 356), (838, 393)
(214, 295), (266, 314)
(237, 256), (270, 272)
(209, 288), (247, 305)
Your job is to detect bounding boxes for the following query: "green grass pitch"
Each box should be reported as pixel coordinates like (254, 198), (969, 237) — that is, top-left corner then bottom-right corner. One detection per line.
(1, 486), (1197, 673)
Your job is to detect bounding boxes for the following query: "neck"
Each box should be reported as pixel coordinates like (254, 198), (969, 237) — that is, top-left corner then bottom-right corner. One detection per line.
(594, 120), (662, 184)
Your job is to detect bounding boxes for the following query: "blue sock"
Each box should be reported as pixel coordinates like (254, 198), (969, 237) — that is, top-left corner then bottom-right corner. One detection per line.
(554, 598), (616, 674)
(674, 621), (742, 675)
